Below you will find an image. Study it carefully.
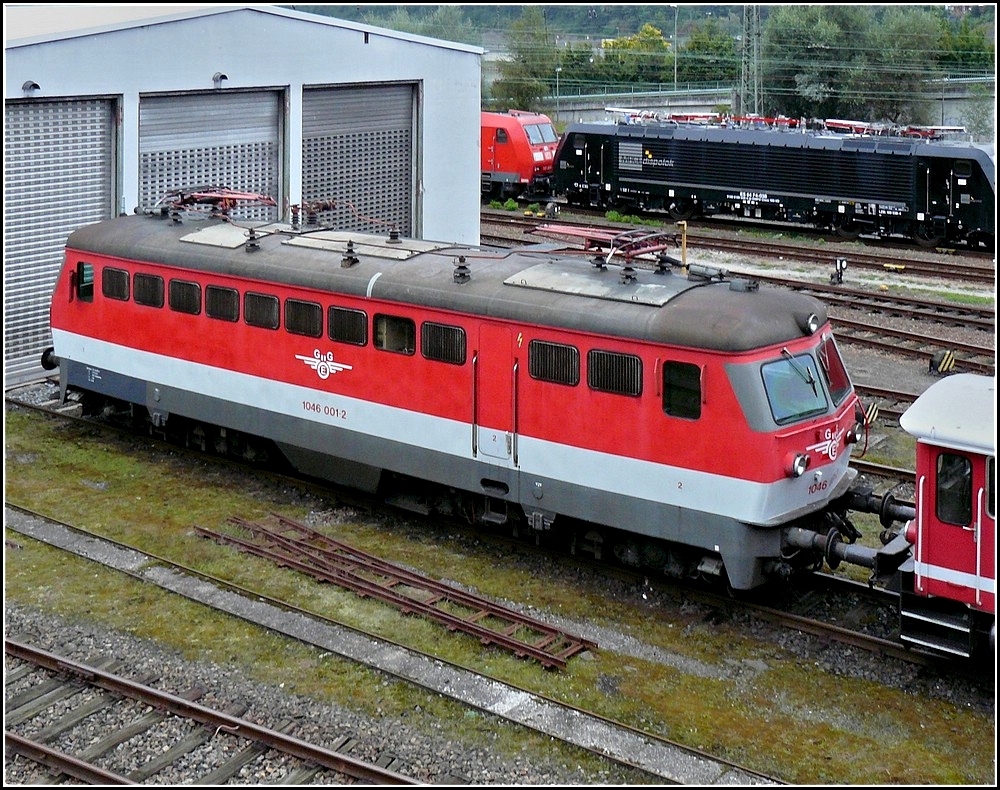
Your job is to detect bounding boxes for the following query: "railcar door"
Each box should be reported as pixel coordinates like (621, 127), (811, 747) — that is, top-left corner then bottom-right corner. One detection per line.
(914, 445), (995, 612)
(474, 324), (517, 467)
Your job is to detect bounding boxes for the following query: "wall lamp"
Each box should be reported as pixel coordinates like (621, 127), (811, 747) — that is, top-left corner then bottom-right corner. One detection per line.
(22, 80), (40, 94)
(212, 72), (228, 89)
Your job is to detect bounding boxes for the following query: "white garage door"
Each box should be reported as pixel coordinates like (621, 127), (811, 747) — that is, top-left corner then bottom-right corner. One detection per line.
(139, 91), (282, 223)
(4, 98), (117, 385)
(302, 84), (415, 236)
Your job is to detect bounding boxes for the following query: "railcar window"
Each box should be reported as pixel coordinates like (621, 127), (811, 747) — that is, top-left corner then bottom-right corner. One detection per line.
(525, 124), (543, 145)
(954, 160), (972, 178)
(329, 306), (367, 345)
(205, 285), (239, 322)
(285, 299), (322, 338)
(588, 349), (642, 396)
(936, 452), (972, 526)
(422, 322), (466, 365)
(133, 273), (164, 308)
(761, 354), (828, 424)
(102, 267), (129, 301)
(169, 280), (201, 315)
(245, 292), (279, 330)
(496, 129), (508, 144)
(374, 314), (415, 355)
(662, 361), (701, 419)
(528, 340), (579, 386)
(817, 335), (852, 406)
(75, 262), (94, 303)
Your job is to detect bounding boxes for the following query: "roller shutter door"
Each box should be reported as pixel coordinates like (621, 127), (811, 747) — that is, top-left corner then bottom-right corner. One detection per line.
(3, 98), (116, 385)
(139, 92), (282, 223)
(302, 85), (414, 235)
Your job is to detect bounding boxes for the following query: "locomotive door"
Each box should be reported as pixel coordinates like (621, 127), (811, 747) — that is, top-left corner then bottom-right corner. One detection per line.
(474, 324), (516, 466)
(915, 447), (994, 610)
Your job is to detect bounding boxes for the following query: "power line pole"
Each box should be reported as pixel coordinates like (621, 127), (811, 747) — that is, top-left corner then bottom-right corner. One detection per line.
(739, 5), (761, 115)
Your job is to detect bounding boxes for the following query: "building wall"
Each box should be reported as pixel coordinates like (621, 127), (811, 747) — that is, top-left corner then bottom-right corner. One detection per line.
(4, 6), (483, 384)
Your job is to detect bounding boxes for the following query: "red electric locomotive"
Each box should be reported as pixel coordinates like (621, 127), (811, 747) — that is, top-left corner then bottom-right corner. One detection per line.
(897, 374), (995, 657)
(44, 191), (872, 594)
(481, 110), (559, 201)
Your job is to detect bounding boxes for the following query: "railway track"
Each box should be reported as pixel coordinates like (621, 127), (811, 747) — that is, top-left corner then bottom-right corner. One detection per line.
(4, 502), (779, 786)
(198, 513), (596, 670)
(5, 638), (418, 785)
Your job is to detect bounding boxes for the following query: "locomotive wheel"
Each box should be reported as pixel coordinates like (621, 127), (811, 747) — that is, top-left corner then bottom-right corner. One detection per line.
(912, 222), (943, 248)
(668, 199), (695, 221)
(833, 219), (861, 240)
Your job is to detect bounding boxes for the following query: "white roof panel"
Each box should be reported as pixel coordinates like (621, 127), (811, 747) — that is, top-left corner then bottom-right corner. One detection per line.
(898, 374), (996, 455)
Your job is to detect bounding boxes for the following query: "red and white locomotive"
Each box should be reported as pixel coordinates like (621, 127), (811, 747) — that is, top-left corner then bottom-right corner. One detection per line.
(44, 191), (870, 593)
(481, 110), (559, 201)
(896, 374), (995, 657)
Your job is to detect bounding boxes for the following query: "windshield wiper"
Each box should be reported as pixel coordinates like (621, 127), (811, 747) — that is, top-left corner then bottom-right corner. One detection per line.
(781, 348), (818, 396)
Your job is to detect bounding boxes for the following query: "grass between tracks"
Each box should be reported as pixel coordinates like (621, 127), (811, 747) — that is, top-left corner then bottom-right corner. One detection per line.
(4, 407), (994, 784)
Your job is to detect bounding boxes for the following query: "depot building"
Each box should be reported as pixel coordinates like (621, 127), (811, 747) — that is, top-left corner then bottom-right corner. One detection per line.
(4, 4), (482, 384)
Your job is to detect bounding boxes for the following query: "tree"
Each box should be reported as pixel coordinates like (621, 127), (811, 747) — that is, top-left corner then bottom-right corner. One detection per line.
(490, 8), (553, 111)
(598, 23), (671, 87)
(676, 17), (738, 86)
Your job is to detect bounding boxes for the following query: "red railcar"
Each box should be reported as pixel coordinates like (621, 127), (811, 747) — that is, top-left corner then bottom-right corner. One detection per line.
(898, 374), (995, 657)
(481, 110), (559, 200)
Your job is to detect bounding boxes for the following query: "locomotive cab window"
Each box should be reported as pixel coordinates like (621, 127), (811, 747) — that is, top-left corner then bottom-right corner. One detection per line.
(285, 299), (322, 338)
(936, 452), (973, 526)
(495, 128), (508, 144)
(102, 267), (129, 301)
(374, 314), (415, 355)
(169, 280), (201, 315)
(245, 292), (279, 330)
(74, 262), (95, 303)
(422, 322), (466, 365)
(663, 361), (701, 419)
(206, 285), (239, 322)
(133, 273), (164, 308)
(329, 306), (367, 345)
(817, 335), (852, 406)
(761, 353), (828, 425)
(529, 340), (579, 386)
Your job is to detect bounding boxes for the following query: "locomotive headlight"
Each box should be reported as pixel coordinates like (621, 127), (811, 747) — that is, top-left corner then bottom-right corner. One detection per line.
(786, 452), (810, 478)
(797, 312), (820, 335)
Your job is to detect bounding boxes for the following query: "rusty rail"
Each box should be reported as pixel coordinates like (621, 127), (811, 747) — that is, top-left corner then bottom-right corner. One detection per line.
(196, 514), (597, 670)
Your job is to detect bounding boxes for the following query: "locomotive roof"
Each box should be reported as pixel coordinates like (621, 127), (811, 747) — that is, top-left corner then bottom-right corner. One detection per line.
(65, 213), (830, 354)
(561, 122), (996, 180)
(899, 374), (996, 455)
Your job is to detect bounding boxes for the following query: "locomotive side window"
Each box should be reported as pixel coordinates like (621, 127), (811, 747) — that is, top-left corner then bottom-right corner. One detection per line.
(102, 267), (130, 301)
(496, 128), (508, 144)
(169, 280), (201, 315)
(528, 340), (579, 386)
(817, 335), (852, 406)
(936, 452), (972, 526)
(761, 354), (828, 425)
(588, 349), (642, 396)
(329, 306), (367, 345)
(133, 273), (164, 308)
(662, 361), (701, 419)
(421, 322), (466, 365)
(374, 314), (415, 355)
(285, 299), (322, 338)
(245, 292), (279, 330)
(205, 285), (239, 322)
(75, 262), (95, 303)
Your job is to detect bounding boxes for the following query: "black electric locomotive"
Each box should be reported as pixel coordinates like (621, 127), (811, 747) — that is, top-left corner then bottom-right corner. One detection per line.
(553, 122), (996, 249)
